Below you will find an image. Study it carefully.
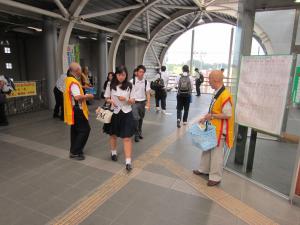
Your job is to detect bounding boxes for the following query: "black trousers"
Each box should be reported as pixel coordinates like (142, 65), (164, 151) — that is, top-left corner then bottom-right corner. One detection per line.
(0, 103), (8, 125)
(195, 79), (201, 96)
(177, 95), (191, 122)
(70, 106), (91, 155)
(155, 90), (167, 110)
(132, 101), (146, 136)
(53, 87), (64, 119)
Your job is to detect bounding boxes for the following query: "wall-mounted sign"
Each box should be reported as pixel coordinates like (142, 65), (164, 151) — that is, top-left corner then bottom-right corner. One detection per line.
(7, 82), (37, 98)
(292, 67), (300, 104)
(63, 44), (80, 72)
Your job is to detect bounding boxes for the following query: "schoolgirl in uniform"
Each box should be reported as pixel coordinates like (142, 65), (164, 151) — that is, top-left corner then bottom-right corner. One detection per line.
(103, 66), (135, 171)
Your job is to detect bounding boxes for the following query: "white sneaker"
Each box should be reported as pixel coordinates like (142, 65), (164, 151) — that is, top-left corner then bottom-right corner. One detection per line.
(162, 110), (167, 115)
(183, 122), (188, 125)
(156, 107), (160, 112)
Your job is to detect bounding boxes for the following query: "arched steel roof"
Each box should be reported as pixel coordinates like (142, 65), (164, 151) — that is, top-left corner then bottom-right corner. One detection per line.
(0, 0), (280, 73)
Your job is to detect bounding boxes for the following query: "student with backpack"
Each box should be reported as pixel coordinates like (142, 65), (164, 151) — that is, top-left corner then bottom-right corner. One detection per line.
(195, 68), (204, 96)
(176, 65), (193, 128)
(131, 65), (151, 143)
(151, 66), (169, 114)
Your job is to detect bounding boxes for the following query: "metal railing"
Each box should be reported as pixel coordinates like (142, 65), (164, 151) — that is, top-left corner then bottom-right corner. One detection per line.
(166, 75), (237, 94)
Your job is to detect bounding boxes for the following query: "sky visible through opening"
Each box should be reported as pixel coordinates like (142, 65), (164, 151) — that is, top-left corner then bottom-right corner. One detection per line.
(164, 23), (264, 74)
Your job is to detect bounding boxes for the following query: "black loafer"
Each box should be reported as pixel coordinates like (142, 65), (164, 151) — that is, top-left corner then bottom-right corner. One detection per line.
(77, 154), (85, 160)
(126, 164), (132, 172)
(111, 154), (118, 161)
(69, 153), (79, 158)
(134, 136), (140, 142)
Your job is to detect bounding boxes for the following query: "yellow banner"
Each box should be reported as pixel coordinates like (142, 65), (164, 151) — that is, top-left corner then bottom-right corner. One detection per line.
(8, 82), (37, 98)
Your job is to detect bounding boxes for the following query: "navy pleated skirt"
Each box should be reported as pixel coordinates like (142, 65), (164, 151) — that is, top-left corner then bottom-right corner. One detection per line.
(103, 111), (135, 138)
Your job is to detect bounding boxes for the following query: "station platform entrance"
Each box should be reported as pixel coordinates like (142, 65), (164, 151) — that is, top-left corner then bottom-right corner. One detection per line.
(0, 94), (299, 225)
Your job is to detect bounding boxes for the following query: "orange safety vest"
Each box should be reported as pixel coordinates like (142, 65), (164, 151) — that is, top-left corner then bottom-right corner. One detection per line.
(211, 88), (235, 149)
(64, 76), (88, 125)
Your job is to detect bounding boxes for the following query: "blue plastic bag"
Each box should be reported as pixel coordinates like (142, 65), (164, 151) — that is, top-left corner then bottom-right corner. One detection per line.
(188, 122), (217, 151)
(85, 87), (97, 95)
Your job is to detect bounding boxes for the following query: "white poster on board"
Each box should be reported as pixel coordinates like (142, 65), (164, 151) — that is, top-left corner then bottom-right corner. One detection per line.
(235, 55), (293, 135)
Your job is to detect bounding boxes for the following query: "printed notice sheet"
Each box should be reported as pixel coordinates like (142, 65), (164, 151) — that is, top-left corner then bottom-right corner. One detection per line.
(235, 55), (293, 135)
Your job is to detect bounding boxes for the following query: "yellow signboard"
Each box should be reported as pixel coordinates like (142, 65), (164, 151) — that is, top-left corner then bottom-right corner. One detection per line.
(8, 82), (37, 98)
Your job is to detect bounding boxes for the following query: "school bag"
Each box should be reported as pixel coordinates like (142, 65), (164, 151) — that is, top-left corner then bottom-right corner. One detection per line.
(178, 75), (191, 96)
(150, 73), (164, 91)
(199, 73), (204, 84)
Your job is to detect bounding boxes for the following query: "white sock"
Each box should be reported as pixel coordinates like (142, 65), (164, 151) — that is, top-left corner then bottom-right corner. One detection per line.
(111, 150), (117, 156)
(126, 158), (131, 165)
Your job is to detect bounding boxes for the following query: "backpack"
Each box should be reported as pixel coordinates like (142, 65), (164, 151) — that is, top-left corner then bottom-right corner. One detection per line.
(150, 73), (164, 91)
(199, 73), (204, 83)
(178, 75), (191, 96)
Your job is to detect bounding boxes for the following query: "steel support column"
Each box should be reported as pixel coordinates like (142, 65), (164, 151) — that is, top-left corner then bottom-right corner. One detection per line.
(232, 0), (256, 166)
(96, 32), (108, 99)
(227, 27), (234, 79)
(44, 18), (58, 109)
(57, 0), (90, 74)
(189, 29), (195, 75)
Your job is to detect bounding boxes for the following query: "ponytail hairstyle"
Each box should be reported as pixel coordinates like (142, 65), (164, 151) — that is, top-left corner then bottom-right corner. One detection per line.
(110, 65), (132, 91)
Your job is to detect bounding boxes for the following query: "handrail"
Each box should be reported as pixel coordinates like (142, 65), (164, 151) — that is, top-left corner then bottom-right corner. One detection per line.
(166, 75), (237, 94)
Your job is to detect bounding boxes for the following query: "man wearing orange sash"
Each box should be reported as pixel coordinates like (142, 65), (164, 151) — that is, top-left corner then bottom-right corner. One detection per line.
(193, 70), (235, 186)
(64, 62), (94, 160)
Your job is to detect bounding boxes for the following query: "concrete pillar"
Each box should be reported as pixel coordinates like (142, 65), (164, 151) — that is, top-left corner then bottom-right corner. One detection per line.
(232, 0), (256, 83)
(44, 18), (57, 109)
(125, 39), (144, 78)
(96, 32), (107, 99)
(189, 29), (195, 75)
(232, 0), (256, 165)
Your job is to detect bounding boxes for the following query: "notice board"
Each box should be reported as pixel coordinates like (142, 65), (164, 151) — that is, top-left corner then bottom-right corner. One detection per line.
(235, 55), (293, 135)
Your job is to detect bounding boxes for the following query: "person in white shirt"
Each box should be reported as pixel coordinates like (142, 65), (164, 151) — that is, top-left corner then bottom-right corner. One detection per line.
(193, 70), (234, 186)
(154, 66), (169, 113)
(53, 72), (67, 120)
(195, 68), (204, 97)
(131, 65), (151, 143)
(0, 76), (9, 126)
(103, 65), (136, 171)
(176, 65), (193, 128)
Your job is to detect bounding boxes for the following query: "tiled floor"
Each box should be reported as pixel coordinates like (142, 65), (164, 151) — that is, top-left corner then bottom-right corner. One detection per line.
(0, 93), (299, 225)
